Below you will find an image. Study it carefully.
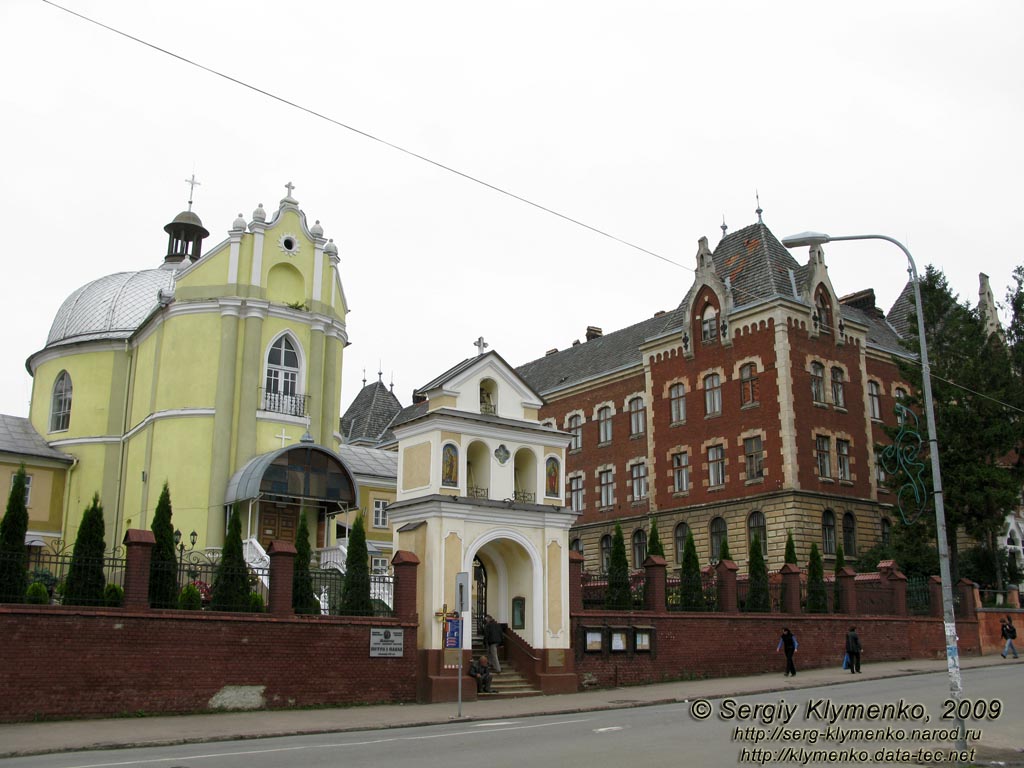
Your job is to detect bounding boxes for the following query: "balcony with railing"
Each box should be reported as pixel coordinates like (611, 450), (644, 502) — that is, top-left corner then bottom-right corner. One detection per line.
(260, 388), (310, 417)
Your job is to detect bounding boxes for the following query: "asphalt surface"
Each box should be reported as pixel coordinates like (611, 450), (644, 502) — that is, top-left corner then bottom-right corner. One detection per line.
(0, 653), (1018, 759)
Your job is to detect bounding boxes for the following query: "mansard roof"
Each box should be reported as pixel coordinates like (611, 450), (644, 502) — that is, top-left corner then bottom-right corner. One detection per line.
(340, 379), (404, 447)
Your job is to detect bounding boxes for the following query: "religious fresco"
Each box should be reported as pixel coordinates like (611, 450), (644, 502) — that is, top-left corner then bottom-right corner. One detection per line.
(441, 443), (458, 487)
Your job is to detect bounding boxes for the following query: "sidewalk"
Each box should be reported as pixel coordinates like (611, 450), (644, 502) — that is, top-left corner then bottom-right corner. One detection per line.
(0, 654), (1012, 758)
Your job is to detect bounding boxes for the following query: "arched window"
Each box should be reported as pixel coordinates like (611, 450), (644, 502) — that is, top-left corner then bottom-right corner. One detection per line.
(842, 512), (856, 555)
(545, 457), (560, 497)
(598, 406), (613, 443)
(701, 304), (719, 342)
(628, 396), (646, 436)
(880, 517), (892, 548)
(710, 517), (727, 562)
(704, 373), (722, 416)
(441, 443), (459, 487)
(669, 383), (686, 423)
(600, 535), (613, 573)
(822, 510), (836, 555)
(264, 335), (303, 416)
(748, 511), (767, 555)
(810, 362), (825, 403)
(831, 367), (846, 408)
(570, 538), (583, 554)
(50, 370), (73, 432)
(674, 522), (690, 564)
(479, 378), (497, 415)
(632, 529), (648, 568)
(815, 289), (833, 335)
(568, 414), (582, 450)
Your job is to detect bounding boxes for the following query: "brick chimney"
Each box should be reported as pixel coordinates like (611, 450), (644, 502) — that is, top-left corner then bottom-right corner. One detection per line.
(585, 326), (603, 341)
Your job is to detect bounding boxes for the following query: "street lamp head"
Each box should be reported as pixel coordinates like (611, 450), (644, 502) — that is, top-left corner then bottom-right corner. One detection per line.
(781, 231), (831, 248)
(174, 529), (182, 547)
(189, 530), (198, 547)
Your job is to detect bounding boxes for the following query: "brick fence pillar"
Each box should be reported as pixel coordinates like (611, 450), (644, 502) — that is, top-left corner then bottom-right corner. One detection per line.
(643, 554), (667, 611)
(957, 578), (978, 620)
(391, 550), (421, 621)
(780, 563), (802, 614)
(267, 540), (296, 617)
(715, 559), (738, 613)
(568, 550), (584, 613)
(928, 576), (944, 618)
(837, 567), (857, 615)
(122, 529), (156, 610)
(1007, 585), (1020, 609)
(887, 568), (907, 616)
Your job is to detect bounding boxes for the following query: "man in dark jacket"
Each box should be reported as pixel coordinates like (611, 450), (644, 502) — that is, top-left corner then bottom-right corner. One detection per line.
(484, 615), (503, 673)
(469, 655), (493, 692)
(845, 627), (862, 674)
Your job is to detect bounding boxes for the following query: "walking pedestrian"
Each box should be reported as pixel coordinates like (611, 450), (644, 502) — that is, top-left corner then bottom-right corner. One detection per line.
(1000, 617), (1018, 659)
(776, 627), (798, 677)
(484, 615), (503, 673)
(845, 626), (862, 674)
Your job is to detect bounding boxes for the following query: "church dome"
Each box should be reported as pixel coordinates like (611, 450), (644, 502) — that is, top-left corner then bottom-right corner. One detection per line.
(45, 269), (176, 348)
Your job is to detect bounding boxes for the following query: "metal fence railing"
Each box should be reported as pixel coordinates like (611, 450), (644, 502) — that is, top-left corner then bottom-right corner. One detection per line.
(5, 547), (126, 607)
(666, 574), (717, 612)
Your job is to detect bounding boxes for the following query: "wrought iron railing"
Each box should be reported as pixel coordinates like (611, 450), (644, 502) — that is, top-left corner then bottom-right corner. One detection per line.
(9, 542), (126, 607)
(467, 486), (489, 499)
(480, 403), (496, 415)
(259, 388), (310, 417)
(666, 574), (717, 612)
(513, 490), (536, 503)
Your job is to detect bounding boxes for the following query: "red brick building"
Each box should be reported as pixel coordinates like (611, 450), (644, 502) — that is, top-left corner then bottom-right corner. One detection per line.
(516, 217), (917, 576)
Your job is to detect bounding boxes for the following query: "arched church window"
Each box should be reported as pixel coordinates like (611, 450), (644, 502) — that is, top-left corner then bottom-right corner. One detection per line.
(674, 522), (690, 564)
(600, 535), (612, 573)
(50, 370), (72, 432)
(545, 457), (560, 497)
(701, 304), (718, 343)
(632, 529), (647, 568)
(264, 335), (303, 416)
(442, 443), (459, 487)
(480, 378), (497, 415)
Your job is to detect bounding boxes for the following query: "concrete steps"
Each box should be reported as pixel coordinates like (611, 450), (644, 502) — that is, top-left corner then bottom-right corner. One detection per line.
(473, 647), (541, 698)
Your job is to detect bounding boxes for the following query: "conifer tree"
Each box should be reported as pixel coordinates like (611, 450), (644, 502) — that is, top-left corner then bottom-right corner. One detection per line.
(806, 542), (828, 613)
(647, 517), (664, 558)
(149, 482), (178, 608)
(833, 542), (846, 612)
(605, 522), (632, 609)
(341, 513), (372, 614)
(719, 535), (731, 562)
(679, 530), (704, 610)
(784, 531), (798, 564)
(292, 511), (320, 614)
(746, 534), (771, 612)
(63, 494), (107, 606)
(0, 465), (29, 603)
(211, 506), (250, 612)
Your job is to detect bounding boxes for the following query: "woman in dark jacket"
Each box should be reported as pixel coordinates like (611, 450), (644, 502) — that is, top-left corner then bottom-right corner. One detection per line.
(776, 628), (798, 677)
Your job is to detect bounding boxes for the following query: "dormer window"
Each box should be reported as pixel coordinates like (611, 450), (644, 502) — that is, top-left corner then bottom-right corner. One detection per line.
(479, 378), (497, 415)
(815, 287), (833, 335)
(701, 305), (718, 343)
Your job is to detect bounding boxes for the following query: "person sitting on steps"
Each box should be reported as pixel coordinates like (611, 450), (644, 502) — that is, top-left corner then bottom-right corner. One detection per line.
(469, 654), (493, 693)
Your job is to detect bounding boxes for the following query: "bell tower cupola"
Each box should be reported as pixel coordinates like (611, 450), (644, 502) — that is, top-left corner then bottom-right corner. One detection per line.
(162, 174), (210, 268)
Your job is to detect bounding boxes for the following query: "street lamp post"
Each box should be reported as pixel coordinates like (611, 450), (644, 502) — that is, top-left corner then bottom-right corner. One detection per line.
(174, 528), (198, 585)
(781, 231), (966, 748)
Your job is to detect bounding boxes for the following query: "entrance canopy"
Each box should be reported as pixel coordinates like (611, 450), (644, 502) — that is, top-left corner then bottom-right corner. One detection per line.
(225, 443), (360, 510)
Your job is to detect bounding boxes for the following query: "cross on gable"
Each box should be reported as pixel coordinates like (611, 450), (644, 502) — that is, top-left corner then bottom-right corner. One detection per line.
(473, 336), (489, 356)
(284, 181), (295, 197)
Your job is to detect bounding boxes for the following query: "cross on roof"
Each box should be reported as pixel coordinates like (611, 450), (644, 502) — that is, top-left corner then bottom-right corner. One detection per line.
(284, 181), (295, 197)
(184, 174), (201, 211)
(275, 428), (290, 448)
(474, 336), (489, 356)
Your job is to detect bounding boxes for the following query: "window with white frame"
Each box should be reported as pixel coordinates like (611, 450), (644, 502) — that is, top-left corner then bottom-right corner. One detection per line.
(836, 439), (851, 481)
(264, 335), (302, 415)
(876, 459), (887, 486)
(708, 444), (725, 486)
(704, 373), (722, 416)
(868, 381), (882, 419)
(748, 511), (767, 555)
(810, 362), (825, 403)
(632, 529), (647, 568)
(669, 383), (686, 423)
(628, 396), (646, 436)
(831, 367), (846, 408)
(672, 451), (690, 492)
(815, 435), (832, 478)
(701, 305), (719, 342)
(744, 436), (764, 480)
(11, 473), (31, 506)
(50, 371), (72, 432)
(630, 462), (648, 501)
(674, 522), (690, 564)
(739, 363), (758, 406)
(371, 557), (389, 575)
(599, 469), (614, 507)
(822, 509), (837, 554)
(373, 499), (388, 528)
(842, 511), (857, 555)
(568, 414), (583, 450)
(710, 516), (727, 561)
(895, 387), (908, 424)
(569, 475), (584, 512)
(598, 406), (613, 443)
(600, 535), (612, 572)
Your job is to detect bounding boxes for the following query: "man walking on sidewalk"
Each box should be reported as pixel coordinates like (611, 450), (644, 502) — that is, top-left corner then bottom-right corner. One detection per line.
(846, 626), (862, 673)
(1000, 617), (1018, 659)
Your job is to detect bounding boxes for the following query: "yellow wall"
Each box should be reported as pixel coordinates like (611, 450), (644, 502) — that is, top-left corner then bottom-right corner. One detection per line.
(0, 461), (65, 534)
(403, 442), (431, 490)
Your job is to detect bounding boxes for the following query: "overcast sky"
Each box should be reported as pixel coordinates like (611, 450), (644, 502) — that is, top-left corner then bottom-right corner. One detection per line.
(3, 1), (1022, 420)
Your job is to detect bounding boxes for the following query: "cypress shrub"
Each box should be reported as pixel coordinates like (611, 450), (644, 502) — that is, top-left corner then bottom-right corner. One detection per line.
(341, 514), (372, 615)
(806, 543), (828, 613)
(63, 494), (107, 606)
(746, 534), (771, 612)
(679, 531), (704, 610)
(0, 465), (30, 603)
(833, 542), (846, 611)
(26, 581), (49, 604)
(784, 531), (798, 564)
(178, 583), (202, 610)
(248, 592), (266, 613)
(149, 482), (178, 608)
(605, 523), (632, 609)
(719, 535), (732, 562)
(211, 506), (250, 612)
(292, 511), (320, 615)
(647, 518), (664, 558)
(104, 583), (124, 607)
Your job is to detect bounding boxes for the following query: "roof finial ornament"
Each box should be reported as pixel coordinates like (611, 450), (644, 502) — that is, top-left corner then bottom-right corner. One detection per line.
(390, 372), (394, 393)
(473, 336), (489, 356)
(184, 173), (201, 212)
(721, 215), (728, 239)
(755, 190), (763, 224)
(377, 363), (383, 382)
(362, 368), (366, 388)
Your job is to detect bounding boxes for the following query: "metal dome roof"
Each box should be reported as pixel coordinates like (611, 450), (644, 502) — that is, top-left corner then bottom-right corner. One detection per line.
(46, 269), (175, 347)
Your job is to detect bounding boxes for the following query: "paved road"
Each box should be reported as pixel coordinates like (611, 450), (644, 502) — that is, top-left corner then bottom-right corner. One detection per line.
(1, 666), (1020, 768)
